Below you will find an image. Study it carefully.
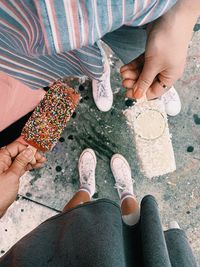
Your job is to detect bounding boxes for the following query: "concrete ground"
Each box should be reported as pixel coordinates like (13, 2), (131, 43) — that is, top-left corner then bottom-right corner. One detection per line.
(0, 24), (200, 264)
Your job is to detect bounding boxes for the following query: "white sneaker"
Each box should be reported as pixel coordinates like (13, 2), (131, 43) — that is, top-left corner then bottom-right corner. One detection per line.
(92, 55), (113, 112)
(78, 148), (97, 197)
(160, 86), (181, 116)
(110, 154), (134, 199)
(168, 221), (180, 229)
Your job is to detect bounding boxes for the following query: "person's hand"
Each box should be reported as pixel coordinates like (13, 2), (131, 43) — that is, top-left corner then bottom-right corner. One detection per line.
(0, 141), (46, 217)
(120, 2), (197, 99)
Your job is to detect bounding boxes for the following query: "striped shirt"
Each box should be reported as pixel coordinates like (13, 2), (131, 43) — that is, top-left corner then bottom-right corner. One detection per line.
(0, 0), (177, 89)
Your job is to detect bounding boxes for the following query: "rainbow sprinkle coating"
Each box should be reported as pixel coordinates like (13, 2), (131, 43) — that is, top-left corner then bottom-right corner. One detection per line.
(22, 80), (80, 151)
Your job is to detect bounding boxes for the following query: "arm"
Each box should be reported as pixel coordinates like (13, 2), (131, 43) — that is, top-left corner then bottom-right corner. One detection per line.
(121, 0), (200, 99)
(176, 0), (200, 21)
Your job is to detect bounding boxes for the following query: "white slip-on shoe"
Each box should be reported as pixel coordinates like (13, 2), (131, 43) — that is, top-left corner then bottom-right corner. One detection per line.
(78, 148), (97, 197)
(110, 154), (134, 200)
(168, 221), (180, 229)
(160, 86), (181, 116)
(92, 54), (113, 112)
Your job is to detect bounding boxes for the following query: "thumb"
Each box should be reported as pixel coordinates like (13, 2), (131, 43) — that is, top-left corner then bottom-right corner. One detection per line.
(8, 148), (34, 178)
(133, 61), (158, 98)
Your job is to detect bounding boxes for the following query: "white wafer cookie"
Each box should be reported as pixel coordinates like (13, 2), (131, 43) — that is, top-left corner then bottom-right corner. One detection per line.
(124, 98), (176, 178)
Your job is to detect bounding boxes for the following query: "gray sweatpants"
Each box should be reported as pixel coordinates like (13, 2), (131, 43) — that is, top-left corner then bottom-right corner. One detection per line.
(102, 25), (147, 64)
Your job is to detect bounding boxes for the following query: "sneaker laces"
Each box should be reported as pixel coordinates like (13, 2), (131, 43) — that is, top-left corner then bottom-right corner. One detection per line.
(114, 178), (134, 192)
(161, 88), (177, 104)
(96, 79), (108, 98)
(113, 163), (134, 193)
(96, 60), (111, 99)
(80, 161), (94, 186)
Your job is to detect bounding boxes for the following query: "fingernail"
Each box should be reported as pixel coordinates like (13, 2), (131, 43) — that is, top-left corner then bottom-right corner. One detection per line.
(23, 148), (34, 159)
(126, 90), (133, 99)
(133, 89), (143, 99)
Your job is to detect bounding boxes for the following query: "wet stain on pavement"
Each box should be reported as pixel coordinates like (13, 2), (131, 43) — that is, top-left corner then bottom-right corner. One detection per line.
(193, 114), (200, 125)
(187, 146), (194, 152)
(72, 112), (77, 118)
(56, 166), (62, 172)
(194, 24), (200, 32)
(59, 137), (65, 143)
(79, 85), (85, 91)
(125, 99), (136, 107)
(72, 178), (77, 185)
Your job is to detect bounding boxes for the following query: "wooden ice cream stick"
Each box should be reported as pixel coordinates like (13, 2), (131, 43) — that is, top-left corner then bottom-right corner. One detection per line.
(136, 93), (147, 103)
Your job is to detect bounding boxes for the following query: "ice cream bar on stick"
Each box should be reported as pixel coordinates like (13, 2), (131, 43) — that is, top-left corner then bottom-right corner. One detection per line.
(124, 96), (176, 178)
(21, 80), (80, 152)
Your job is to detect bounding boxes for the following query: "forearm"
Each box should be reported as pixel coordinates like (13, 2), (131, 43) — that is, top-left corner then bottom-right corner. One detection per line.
(151, 0), (200, 47)
(175, 0), (200, 20)
(164, 0), (200, 29)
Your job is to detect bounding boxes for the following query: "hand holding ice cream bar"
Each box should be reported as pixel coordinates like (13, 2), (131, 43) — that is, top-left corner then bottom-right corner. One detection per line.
(21, 80), (80, 152)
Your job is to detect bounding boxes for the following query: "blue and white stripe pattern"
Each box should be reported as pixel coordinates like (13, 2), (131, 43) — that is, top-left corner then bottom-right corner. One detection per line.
(0, 0), (177, 90)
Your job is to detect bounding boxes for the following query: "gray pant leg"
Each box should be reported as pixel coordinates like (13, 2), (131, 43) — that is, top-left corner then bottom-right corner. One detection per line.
(140, 195), (172, 267)
(102, 25), (147, 64)
(164, 229), (198, 267)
